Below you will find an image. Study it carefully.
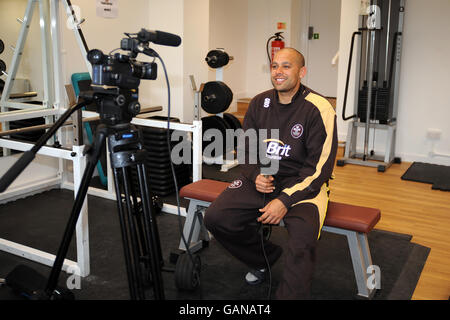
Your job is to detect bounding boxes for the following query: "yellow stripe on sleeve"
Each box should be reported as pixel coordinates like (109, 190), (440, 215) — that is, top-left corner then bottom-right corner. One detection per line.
(283, 93), (336, 196)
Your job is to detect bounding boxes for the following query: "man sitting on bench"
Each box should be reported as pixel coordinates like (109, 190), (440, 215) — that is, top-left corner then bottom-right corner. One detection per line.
(204, 48), (338, 299)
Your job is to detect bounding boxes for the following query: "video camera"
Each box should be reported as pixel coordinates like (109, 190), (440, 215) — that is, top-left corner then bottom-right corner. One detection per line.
(81, 29), (181, 125)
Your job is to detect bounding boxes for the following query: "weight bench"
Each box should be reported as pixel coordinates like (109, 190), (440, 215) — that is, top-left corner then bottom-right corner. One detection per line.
(178, 179), (381, 298)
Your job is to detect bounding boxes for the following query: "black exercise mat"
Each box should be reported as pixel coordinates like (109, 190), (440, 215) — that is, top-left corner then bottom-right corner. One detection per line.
(401, 162), (450, 191)
(0, 189), (429, 300)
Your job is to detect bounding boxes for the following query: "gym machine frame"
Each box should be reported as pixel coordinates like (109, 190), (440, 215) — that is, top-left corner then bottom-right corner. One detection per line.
(338, 0), (404, 172)
(0, 0), (97, 278)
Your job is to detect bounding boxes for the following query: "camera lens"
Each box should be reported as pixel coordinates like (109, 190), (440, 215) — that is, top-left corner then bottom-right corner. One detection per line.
(142, 62), (157, 80)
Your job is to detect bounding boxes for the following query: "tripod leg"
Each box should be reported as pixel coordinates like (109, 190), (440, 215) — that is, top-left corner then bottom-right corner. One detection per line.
(136, 163), (165, 300)
(108, 124), (166, 300)
(112, 166), (147, 300)
(45, 125), (108, 297)
(128, 173), (149, 262)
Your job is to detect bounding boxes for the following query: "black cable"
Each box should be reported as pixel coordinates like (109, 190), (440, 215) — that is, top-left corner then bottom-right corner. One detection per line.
(155, 52), (196, 266)
(260, 192), (272, 300)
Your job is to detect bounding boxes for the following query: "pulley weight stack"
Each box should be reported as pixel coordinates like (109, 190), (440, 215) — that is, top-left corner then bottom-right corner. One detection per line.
(338, 0), (404, 172)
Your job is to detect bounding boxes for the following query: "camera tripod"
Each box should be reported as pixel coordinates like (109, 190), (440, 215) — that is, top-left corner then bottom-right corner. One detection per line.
(0, 97), (165, 300)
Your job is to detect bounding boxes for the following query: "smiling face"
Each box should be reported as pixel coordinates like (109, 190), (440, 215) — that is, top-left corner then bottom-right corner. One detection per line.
(270, 48), (306, 102)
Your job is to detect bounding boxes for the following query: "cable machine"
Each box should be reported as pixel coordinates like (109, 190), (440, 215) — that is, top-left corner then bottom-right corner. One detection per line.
(337, 0), (405, 172)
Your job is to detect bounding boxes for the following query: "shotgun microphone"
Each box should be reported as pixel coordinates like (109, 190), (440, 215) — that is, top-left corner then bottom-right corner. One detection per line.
(137, 29), (181, 47)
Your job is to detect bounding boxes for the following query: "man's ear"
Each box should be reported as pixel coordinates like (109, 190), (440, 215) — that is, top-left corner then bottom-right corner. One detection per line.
(300, 66), (307, 79)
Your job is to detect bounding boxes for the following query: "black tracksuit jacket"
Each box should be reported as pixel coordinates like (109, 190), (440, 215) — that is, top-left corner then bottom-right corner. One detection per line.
(240, 84), (338, 209)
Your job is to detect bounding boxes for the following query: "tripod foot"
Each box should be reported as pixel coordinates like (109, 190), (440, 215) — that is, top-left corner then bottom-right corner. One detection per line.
(175, 253), (201, 291)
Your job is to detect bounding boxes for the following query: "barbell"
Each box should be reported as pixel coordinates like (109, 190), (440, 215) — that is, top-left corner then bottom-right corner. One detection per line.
(205, 49), (232, 69)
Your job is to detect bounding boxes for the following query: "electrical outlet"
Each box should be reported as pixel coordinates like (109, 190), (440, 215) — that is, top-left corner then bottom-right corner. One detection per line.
(426, 128), (442, 140)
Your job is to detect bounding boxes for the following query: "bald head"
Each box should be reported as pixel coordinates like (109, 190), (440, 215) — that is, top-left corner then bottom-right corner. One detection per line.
(274, 47), (305, 68)
(270, 47), (307, 103)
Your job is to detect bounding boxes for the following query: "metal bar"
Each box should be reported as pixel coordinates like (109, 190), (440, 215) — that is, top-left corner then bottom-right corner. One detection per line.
(384, 0), (392, 82)
(72, 144), (90, 277)
(0, 138), (75, 160)
(364, 30), (376, 160)
(0, 102), (43, 110)
(50, 0), (63, 111)
(192, 120), (202, 182)
(131, 117), (198, 132)
(346, 230), (370, 298)
(353, 121), (397, 129)
(0, 115), (99, 137)
(392, 0), (405, 120)
(357, 233), (373, 270)
(0, 108), (57, 123)
(38, 0), (52, 109)
(72, 109), (83, 145)
(0, 238), (79, 274)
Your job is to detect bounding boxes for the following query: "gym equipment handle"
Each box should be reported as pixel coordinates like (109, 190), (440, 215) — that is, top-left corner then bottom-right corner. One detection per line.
(342, 31), (361, 121)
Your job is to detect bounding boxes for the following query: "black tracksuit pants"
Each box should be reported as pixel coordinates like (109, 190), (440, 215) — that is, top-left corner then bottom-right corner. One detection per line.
(204, 175), (321, 299)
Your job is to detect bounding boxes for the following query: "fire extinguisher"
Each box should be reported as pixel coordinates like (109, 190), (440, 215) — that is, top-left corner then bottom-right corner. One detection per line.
(266, 32), (285, 63)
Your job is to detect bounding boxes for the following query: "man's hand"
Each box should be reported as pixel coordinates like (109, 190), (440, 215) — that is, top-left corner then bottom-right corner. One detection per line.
(257, 199), (287, 225)
(255, 174), (275, 193)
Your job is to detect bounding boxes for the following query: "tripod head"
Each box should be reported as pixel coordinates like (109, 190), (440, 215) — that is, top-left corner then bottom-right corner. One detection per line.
(80, 29), (181, 126)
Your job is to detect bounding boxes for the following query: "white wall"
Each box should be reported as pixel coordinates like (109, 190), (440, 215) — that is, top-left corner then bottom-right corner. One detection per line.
(207, 0), (248, 115)
(183, 0), (210, 123)
(336, 0), (450, 165)
(246, 0), (293, 97)
(147, 0), (184, 121)
(395, 0), (450, 165)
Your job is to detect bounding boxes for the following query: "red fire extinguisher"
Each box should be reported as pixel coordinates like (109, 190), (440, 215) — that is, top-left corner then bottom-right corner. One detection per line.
(266, 32), (285, 63)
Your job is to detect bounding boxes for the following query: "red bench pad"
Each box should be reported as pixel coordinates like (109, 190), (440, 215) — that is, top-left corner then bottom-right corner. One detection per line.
(179, 179), (380, 233)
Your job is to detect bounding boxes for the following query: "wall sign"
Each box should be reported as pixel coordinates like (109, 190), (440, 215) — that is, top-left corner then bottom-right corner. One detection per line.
(96, 0), (119, 19)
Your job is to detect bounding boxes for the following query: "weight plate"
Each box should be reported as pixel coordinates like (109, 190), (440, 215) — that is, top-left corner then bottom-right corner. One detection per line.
(0, 79), (4, 93)
(202, 115), (232, 157)
(205, 49), (230, 69)
(223, 113), (242, 130)
(0, 59), (6, 74)
(222, 113), (242, 151)
(201, 81), (233, 114)
(0, 39), (4, 55)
